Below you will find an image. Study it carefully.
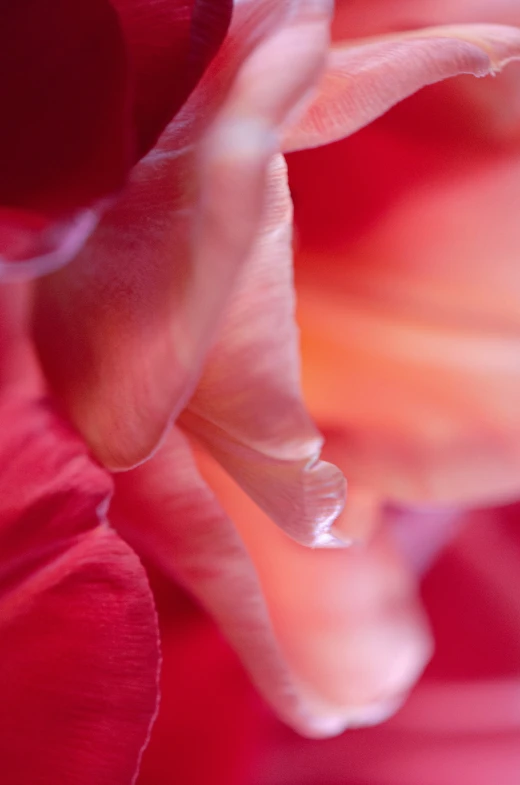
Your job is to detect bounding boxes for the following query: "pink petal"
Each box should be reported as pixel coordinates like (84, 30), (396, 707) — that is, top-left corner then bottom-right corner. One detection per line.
(283, 24), (520, 151)
(0, 396), (160, 785)
(112, 429), (431, 737)
(180, 155), (345, 547)
(33, 0), (334, 469)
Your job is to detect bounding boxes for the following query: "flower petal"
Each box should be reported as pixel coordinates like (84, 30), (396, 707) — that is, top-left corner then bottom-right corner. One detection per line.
(283, 24), (520, 151)
(0, 396), (160, 785)
(111, 426), (329, 737)
(0, 0), (234, 278)
(0, 0), (132, 273)
(137, 581), (257, 785)
(289, 91), (520, 508)
(227, 503), (432, 735)
(253, 506), (520, 785)
(33, 0), (334, 469)
(111, 0), (233, 158)
(181, 155), (345, 547)
(111, 428), (431, 737)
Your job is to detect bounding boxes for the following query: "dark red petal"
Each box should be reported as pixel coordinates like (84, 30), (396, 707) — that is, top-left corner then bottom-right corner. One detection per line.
(0, 0), (132, 213)
(112, 0), (233, 157)
(0, 397), (160, 785)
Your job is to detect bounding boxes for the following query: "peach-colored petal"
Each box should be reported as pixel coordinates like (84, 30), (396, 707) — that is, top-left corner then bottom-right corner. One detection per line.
(33, 0), (333, 470)
(283, 24), (520, 151)
(180, 155), (345, 547)
(197, 449), (433, 728)
(292, 144), (520, 509)
(111, 429), (431, 736)
(255, 508), (520, 785)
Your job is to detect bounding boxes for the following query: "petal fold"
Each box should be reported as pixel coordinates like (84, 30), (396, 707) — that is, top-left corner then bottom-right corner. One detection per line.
(181, 155), (345, 547)
(283, 24), (520, 151)
(112, 429), (431, 737)
(33, 0), (334, 469)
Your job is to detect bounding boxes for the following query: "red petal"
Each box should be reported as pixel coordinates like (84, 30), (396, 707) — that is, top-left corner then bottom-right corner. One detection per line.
(0, 0), (131, 273)
(0, 0), (131, 212)
(0, 397), (160, 785)
(137, 584), (256, 785)
(112, 0), (233, 157)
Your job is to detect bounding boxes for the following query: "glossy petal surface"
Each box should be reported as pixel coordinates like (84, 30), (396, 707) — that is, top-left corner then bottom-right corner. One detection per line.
(181, 155), (345, 546)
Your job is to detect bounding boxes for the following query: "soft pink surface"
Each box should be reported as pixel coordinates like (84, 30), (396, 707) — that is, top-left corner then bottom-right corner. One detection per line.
(34, 0), (334, 471)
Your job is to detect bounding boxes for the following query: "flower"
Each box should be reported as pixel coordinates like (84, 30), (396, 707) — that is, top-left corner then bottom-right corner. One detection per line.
(102, 0), (520, 736)
(2, 0), (520, 780)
